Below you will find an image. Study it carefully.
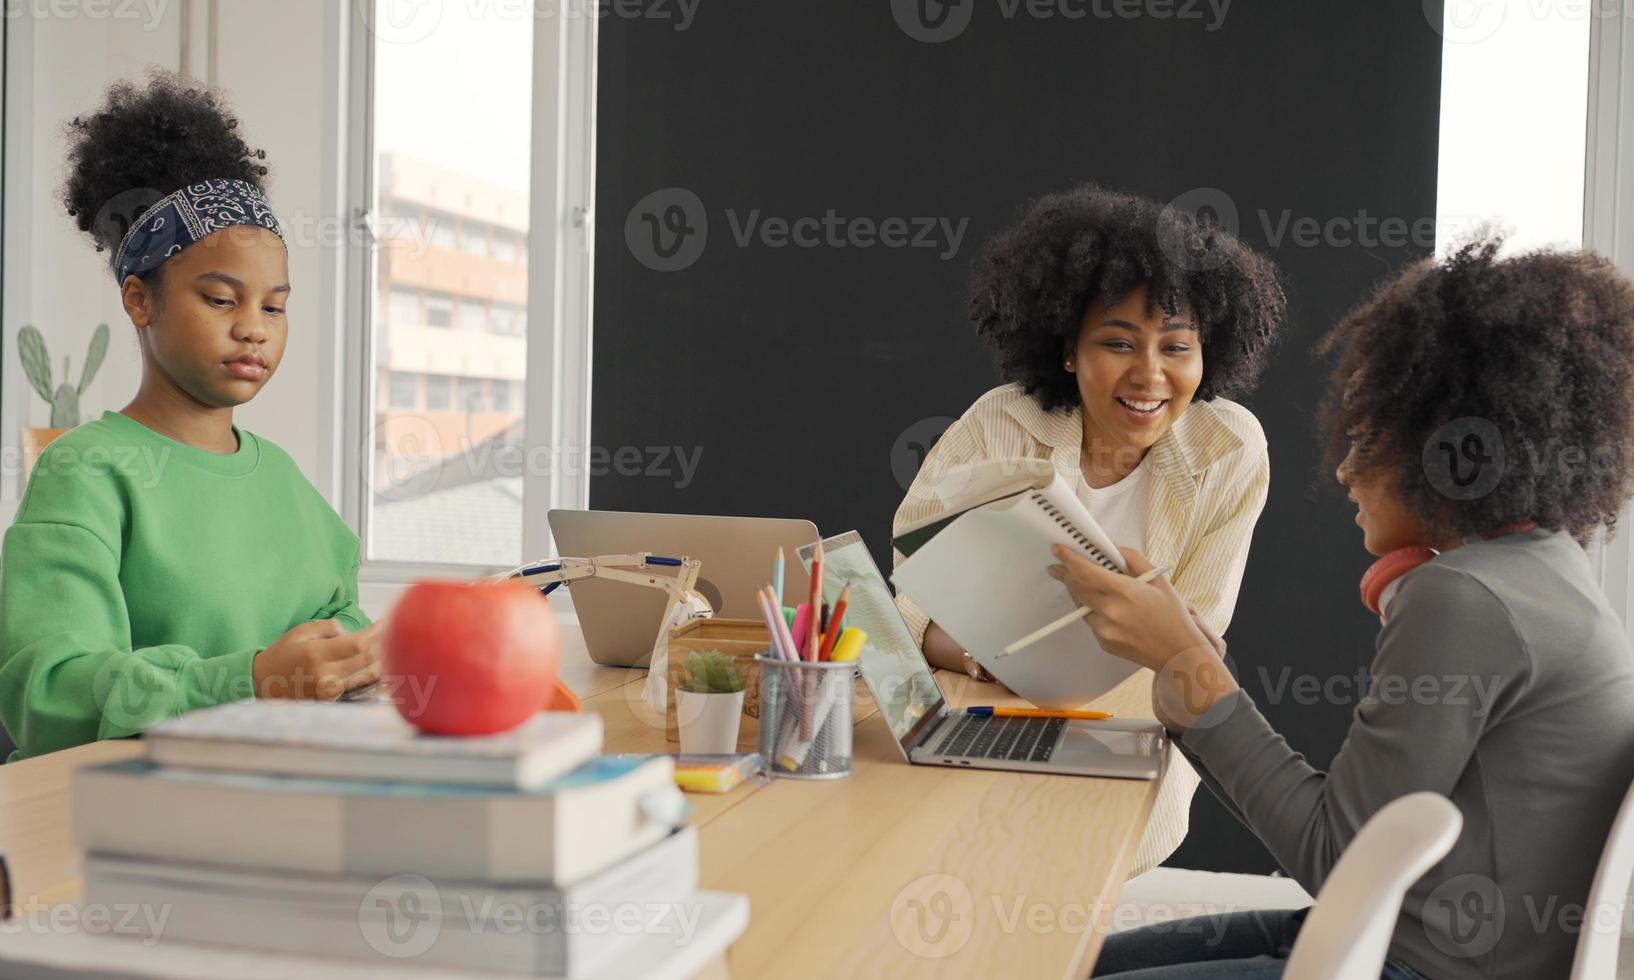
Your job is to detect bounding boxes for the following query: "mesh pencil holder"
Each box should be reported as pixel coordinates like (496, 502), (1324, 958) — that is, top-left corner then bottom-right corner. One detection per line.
(756, 654), (855, 780)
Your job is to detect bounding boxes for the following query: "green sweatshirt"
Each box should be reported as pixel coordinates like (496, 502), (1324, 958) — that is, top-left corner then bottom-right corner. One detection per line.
(0, 411), (368, 761)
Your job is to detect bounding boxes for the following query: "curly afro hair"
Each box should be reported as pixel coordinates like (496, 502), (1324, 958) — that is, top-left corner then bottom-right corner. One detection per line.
(1318, 237), (1634, 543)
(970, 184), (1286, 412)
(61, 70), (269, 278)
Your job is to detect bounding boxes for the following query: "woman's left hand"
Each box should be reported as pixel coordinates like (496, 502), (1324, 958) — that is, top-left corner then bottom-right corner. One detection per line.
(1046, 545), (1212, 673)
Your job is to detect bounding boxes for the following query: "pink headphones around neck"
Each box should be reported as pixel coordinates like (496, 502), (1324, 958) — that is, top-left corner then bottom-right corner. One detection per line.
(1359, 521), (1538, 623)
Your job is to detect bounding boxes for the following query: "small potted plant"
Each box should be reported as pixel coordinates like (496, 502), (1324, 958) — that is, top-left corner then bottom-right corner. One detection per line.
(19, 323), (109, 478)
(674, 650), (747, 754)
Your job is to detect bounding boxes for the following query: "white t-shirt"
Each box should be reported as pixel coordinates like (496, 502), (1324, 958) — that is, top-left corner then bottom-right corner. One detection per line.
(1074, 452), (1153, 556)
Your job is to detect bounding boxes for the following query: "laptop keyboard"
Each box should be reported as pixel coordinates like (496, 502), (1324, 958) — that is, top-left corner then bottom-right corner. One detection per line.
(937, 715), (1067, 763)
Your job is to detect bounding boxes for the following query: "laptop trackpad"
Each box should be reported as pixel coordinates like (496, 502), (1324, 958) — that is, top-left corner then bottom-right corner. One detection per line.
(1053, 721), (1165, 776)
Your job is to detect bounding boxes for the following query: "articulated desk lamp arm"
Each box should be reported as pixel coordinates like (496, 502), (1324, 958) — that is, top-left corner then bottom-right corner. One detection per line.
(497, 554), (715, 668)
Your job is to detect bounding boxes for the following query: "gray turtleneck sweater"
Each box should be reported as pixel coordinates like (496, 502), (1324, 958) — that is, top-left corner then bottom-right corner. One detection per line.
(1177, 529), (1634, 980)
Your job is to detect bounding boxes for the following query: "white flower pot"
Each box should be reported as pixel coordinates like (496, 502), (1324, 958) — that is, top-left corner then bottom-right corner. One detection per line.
(675, 688), (746, 755)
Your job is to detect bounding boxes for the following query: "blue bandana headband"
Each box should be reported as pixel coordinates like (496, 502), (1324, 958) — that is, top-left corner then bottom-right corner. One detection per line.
(112, 178), (286, 284)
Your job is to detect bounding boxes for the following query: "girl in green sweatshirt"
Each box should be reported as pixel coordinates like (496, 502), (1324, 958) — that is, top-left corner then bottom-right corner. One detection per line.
(0, 73), (381, 761)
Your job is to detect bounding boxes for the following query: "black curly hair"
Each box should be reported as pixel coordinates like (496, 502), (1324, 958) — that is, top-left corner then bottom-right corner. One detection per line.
(1318, 237), (1634, 543)
(60, 70), (270, 282)
(970, 184), (1286, 412)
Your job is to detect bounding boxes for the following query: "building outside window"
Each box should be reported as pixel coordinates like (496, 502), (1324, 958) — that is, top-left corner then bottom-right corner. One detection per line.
(424, 374), (452, 410)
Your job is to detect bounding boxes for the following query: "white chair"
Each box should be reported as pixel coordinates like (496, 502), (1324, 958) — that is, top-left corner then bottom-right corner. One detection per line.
(1283, 792), (1462, 980)
(1113, 866), (1313, 933)
(1571, 775), (1634, 980)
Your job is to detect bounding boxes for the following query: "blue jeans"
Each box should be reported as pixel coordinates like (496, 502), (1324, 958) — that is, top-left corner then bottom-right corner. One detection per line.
(1092, 908), (1431, 979)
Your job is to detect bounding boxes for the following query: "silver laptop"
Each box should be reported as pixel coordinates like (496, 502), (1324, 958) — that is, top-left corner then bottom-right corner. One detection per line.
(799, 531), (1165, 779)
(548, 509), (819, 667)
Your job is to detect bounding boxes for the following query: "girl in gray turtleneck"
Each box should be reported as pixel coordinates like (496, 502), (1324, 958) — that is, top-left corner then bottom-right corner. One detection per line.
(1062, 239), (1634, 980)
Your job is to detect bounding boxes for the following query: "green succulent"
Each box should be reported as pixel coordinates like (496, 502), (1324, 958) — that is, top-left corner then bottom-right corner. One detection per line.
(19, 323), (109, 429)
(677, 649), (746, 694)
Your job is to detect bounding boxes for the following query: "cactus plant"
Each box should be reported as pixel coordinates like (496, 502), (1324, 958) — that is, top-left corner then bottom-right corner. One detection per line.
(19, 323), (108, 428)
(677, 650), (747, 694)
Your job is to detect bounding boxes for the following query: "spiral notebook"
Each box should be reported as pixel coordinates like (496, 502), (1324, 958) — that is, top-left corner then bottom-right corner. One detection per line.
(891, 459), (1138, 709)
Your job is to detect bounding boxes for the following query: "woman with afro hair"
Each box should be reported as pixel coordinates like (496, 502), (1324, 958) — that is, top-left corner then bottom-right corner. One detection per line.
(0, 73), (380, 760)
(1060, 238), (1634, 978)
(893, 184), (1286, 875)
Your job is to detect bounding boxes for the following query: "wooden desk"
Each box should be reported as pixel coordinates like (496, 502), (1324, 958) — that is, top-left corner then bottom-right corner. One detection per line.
(0, 628), (1161, 978)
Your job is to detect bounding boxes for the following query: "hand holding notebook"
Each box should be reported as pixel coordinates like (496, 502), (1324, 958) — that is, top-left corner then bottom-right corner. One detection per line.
(891, 458), (1140, 709)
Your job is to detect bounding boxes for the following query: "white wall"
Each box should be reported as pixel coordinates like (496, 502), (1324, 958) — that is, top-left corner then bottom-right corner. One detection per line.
(3, 0), (340, 506)
(213, 0), (346, 506)
(4, 6), (182, 497)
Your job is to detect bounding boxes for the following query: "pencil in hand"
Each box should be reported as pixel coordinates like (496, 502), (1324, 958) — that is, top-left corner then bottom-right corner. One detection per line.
(997, 565), (1169, 658)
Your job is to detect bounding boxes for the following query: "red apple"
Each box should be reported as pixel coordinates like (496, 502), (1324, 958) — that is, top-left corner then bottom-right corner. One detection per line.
(385, 580), (561, 735)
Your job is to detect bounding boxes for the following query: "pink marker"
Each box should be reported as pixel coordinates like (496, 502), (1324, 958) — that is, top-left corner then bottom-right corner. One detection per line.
(790, 603), (812, 659)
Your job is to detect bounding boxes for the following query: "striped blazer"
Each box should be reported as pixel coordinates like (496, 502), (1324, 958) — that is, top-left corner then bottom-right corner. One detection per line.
(891, 382), (1271, 875)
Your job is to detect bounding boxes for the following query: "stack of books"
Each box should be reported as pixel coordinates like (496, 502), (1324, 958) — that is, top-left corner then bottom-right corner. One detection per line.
(68, 700), (718, 977)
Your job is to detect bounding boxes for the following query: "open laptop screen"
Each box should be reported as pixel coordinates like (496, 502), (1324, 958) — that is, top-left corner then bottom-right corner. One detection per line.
(798, 531), (945, 747)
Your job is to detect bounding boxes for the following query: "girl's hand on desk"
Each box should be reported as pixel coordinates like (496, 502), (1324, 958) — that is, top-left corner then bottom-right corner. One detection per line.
(252, 619), (384, 700)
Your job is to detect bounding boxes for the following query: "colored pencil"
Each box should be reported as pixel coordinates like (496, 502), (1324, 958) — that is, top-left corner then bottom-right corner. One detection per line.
(764, 587), (803, 666)
(965, 706), (1113, 720)
(807, 539), (824, 661)
(817, 584), (850, 661)
(756, 588), (791, 660)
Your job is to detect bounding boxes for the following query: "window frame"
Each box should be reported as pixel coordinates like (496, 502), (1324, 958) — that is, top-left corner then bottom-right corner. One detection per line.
(1586, 7), (1634, 642)
(340, 0), (596, 582)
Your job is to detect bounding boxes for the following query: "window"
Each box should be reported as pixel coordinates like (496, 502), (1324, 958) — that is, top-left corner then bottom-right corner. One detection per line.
(425, 295), (453, 328)
(429, 215), (456, 250)
(387, 371), (419, 410)
(459, 377), (488, 413)
(388, 288), (419, 326)
(424, 374), (452, 411)
(490, 304), (523, 337)
(1435, 7), (1589, 253)
(386, 202), (423, 244)
(351, 0), (595, 571)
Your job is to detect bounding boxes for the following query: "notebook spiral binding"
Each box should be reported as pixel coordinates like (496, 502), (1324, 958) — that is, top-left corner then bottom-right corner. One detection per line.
(1031, 492), (1121, 572)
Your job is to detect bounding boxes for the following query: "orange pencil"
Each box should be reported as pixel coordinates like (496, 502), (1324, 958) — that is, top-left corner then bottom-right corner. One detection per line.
(817, 584), (850, 661)
(806, 539), (824, 661)
(965, 707), (1113, 720)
